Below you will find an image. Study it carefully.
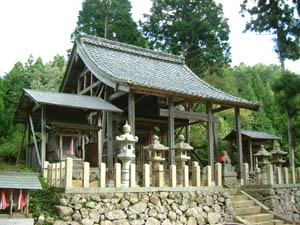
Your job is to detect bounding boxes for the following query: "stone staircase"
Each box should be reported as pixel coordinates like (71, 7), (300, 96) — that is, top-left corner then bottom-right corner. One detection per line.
(228, 189), (291, 225)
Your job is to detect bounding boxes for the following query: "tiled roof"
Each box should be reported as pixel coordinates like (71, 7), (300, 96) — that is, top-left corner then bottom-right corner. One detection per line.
(0, 173), (42, 189)
(224, 130), (282, 141)
(76, 34), (260, 109)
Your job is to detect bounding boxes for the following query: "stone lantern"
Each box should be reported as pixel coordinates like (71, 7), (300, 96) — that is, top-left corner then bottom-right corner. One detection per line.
(174, 135), (193, 186)
(270, 143), (287, 168)
(143, 135), (169, 186)
(254, 145), (271, 184)
(116, 121), (138, 187)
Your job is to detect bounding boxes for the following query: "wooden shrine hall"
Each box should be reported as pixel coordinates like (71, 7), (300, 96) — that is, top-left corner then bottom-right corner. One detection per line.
(14, 34), (260, 176)
(224, 130), (282, 172)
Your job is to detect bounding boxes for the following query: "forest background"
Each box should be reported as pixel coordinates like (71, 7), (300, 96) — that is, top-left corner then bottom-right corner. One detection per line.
(0, 0), (299, 170)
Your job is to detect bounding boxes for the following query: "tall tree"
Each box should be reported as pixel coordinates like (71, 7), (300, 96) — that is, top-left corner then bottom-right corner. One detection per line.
(272, 71), (300, 168)
(241, 0), (300, 71)
(141, 0), (231, 76)
(72, 0), (145, 47)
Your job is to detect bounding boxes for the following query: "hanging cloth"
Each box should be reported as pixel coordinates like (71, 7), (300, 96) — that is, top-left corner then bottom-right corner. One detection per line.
(0, 190), (7, 210)
(18, 189), (24, 210)
(69, 137), (74, 155)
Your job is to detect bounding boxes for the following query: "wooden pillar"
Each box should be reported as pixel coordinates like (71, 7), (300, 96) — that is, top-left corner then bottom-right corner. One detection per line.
(59, 135), (63, 160)
(235, 107), (243, 177)
(41, 105), (46, 166)
(212, 122), (219, 158)
(107, 111), (113, 174)
(128, 90), (135, 136)
(186, 103), (191, 144)
(97, 112), (103, 166)
(168, 96), (175, 166)
(248, 138), (254, 172)
(206, 103), (214, 175)
(29, 114), (41, 167)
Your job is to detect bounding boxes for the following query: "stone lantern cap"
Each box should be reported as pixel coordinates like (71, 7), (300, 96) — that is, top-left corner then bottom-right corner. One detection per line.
(270, 143), (287, 155)
(143, 135), (169, 151)
(116, 121), (138, 144)
(254, 145), (271, 157)
(174, 135), (194, 151)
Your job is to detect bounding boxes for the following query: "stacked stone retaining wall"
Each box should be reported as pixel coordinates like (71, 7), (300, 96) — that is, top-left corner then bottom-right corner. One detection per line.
(50, 190), (235, 225)
(244, 185), (300, 223)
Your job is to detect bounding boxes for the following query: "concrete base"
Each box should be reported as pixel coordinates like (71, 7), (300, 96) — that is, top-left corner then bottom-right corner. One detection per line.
(0, 214), (33, 225)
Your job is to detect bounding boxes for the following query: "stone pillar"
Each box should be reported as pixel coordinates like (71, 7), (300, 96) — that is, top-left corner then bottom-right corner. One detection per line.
(207, 166), (212, 187)
(158, 164), (164, 187)
(215, 163), (222, 186)
(291, 167), (296, 184)
(297, 167), (300, 183)
(43, 161), (49, 179)
(192, 162), (200, 187)
(267, 164), (274, 185)
(183, 165), (189, 187)
(283, 167), (289, 184)
(51, 163), (56, 187)
(55, 163), (60, 187)
(243, 163), (249, 186)
(65, 158), (73, 189)
(256, 168), (261, 185)
(143, 164), (150, 188)
(276, 167), (282, 185)
(115, 163), (121, 188)
(47, 164), (52, 185)
(60, 161), (65, 188)
(130, 164), (136, 188)
(100, 163), (106, 188)
(170, 164), (176, 187)
(83, 162), (90, 188)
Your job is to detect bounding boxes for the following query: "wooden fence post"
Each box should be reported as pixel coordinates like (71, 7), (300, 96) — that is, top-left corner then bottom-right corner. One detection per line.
(291, 167), (296, 184)
(100, 163), (106, 188)
(207, 166), (212, 187)
(83, 162), (90, 188)
(55, 163), (60, 187)
(267, 164), (273, 185)
(65, 158), (73, 189)
(60, 161), (65, 188)
(130, 164), (136, 188)
(243, 163), (249, 185)
(43, 161), (49, 179)
(283, 167), (289, 184)
(51, 163), (56, 187)
(143, 164), (150, 188)
(170, 164), (176, 187)
(215, 163), (222, 186)
(183, 165), (189, 187)
(115, 163), (121, 188)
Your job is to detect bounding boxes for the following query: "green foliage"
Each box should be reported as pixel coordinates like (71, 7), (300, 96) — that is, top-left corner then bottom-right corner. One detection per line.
(30, 178), (60, 224)
(73, 0), (146, 47)
(241, 0), (300, 68)
(141, 0), (231, 76)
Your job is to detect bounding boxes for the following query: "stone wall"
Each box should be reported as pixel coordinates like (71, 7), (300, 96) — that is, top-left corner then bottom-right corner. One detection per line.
(244, 186), (300, 223)
(49, 190), (235, 225)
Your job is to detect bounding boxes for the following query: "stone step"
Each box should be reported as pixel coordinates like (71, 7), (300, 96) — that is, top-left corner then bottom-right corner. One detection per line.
(253, 221), (273, 225)
(230, 195), (249, 201)
(226, 189), (239, 195)
(236, 206), (261, 215)
(243, 213), (274, 223)
(272, 219), (284, 225)
(232, 200), (255, 208)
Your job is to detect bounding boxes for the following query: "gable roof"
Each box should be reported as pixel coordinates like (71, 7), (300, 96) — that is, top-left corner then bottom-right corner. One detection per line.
(61, 34), (260, 110)
(224, 130), (282, 141)
(14, 89), (122, 124)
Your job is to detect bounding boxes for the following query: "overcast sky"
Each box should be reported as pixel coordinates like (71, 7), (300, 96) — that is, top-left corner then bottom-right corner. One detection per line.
(0, 0), (298, 77)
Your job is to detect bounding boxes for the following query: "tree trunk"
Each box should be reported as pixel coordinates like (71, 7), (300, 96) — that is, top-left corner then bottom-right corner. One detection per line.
(287, 111), (295, 168)
(104, 15), (108, 39)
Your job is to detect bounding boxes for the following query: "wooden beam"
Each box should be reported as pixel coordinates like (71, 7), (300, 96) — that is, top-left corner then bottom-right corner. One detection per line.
(41, 105), (46, 166)
(212, 106), (231, 113)
(109, 91), (127, 102)
(123, 95), (147, 113)
(79, 66), (89, 78)
(107, 89), (113, 176)
(235, 107), (243, 177)
(31, 103), (41, 113)
(168, 97), (175, 166)
(206, 103), (214, 176)
(128, 90), (135, 136)
(135, 117), (187, 126)
(16, 123), (28, 165)
(80, 80), (101, 95)
(28, 114), (41, 167)
(160, 109), (219, 123)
